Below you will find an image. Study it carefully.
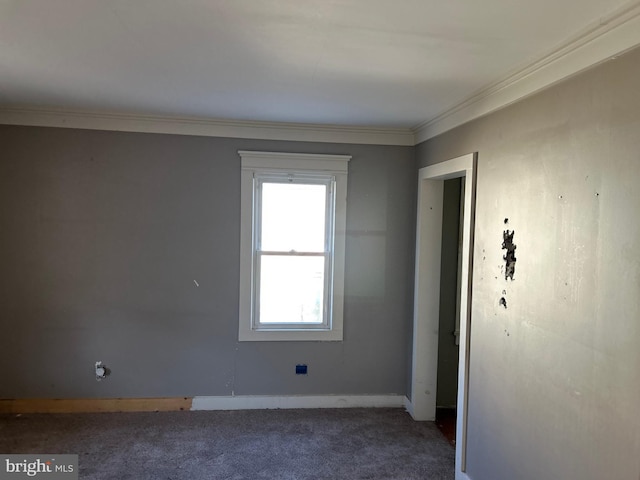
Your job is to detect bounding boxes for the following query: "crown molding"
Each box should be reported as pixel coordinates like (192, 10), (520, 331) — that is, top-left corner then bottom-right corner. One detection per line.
(0, 107), (416, 146)
(413, 0), (640, 144)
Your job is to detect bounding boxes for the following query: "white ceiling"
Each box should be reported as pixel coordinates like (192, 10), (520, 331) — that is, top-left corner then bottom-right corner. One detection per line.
(0, 0), (635, 131)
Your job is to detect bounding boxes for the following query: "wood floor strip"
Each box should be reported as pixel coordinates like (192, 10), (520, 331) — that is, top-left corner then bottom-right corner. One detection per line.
(0, 397), (193, 414)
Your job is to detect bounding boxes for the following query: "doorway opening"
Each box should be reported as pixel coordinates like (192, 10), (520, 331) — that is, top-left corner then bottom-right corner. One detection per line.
(409, 153), (476, 480)
(435, 176), (465, 447)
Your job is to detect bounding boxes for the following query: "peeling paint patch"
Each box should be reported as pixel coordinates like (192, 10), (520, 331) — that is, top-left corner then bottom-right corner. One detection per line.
(499, 297), (507, 308)
(502, 230), (517, 280)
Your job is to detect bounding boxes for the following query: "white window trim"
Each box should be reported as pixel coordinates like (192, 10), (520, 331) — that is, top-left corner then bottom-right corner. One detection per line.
(238, 151), (350, 341)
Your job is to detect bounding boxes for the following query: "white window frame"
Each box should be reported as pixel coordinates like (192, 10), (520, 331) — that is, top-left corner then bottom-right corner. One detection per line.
(238, 151), (350, 341)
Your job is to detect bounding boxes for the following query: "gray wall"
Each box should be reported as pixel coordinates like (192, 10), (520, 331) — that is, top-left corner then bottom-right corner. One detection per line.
(417, 47), (640, 480)
(0, 127), (416, 398)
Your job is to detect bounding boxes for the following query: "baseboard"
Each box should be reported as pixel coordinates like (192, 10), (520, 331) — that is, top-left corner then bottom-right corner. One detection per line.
(404, 398), (415, 418)
(0, 395), (410, 414)
(0, 397), (192, 414)
(192, 394), (408, 411)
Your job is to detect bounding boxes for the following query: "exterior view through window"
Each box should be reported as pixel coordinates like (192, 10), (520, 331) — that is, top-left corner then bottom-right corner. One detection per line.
(256, 179), (331, 325)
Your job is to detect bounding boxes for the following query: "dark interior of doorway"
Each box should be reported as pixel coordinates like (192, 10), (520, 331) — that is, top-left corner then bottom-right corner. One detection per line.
(436, 407), (457, 446)
(435, 177), (463, 447)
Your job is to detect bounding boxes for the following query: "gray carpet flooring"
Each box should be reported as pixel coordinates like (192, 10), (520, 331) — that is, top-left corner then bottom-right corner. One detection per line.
(0, 408), (455, 479)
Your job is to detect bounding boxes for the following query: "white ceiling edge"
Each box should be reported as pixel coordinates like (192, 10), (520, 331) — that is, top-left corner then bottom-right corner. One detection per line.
(0, 107), (416, 146)
(1, 1), (639, 147)
(413, 0), (640, 144)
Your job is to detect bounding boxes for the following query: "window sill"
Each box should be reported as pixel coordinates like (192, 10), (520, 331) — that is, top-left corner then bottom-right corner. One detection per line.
(238, 327), (343, 342)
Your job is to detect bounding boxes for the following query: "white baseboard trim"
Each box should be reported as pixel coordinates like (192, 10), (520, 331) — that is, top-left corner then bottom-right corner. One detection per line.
(191, 394), (409, 411)
(404, 398), (415, 418)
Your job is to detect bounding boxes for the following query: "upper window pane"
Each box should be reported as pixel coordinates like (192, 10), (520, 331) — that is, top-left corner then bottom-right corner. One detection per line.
(260, 182), (327, 252)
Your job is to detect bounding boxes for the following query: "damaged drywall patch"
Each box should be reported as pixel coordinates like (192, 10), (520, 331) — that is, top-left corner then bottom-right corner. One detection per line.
(95, 361), (111, 381)
(502, 230), (517, 280)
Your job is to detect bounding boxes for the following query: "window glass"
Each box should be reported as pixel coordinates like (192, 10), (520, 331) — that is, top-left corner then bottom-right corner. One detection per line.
(258, 255), (325, 324)
(260, 182), (326, 252)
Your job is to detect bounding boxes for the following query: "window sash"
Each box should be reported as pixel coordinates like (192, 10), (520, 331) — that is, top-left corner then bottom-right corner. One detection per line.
(255, 253), (329, 327)
(252, 173), (336, 331)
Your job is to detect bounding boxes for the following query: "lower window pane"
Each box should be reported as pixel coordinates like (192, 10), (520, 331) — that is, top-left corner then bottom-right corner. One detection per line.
(259, 255), (325, 324)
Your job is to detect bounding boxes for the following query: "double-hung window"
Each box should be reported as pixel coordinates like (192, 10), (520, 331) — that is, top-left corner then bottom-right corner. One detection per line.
(239, 151), (350, 341)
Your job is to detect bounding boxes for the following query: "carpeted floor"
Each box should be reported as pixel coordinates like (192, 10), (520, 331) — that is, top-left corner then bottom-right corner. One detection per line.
(0, 408), (455, 480)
